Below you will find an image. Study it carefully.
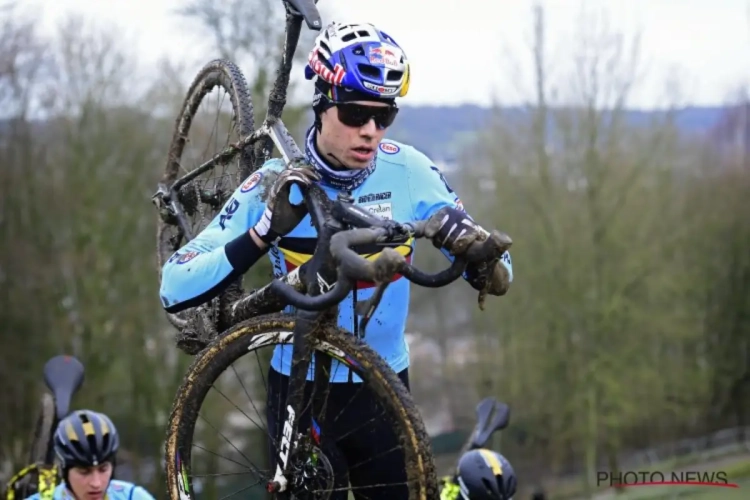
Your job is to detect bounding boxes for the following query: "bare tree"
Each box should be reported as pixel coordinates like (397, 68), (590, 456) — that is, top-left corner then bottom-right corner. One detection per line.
(0, 1), (59, 472)
(457, 2), (716, 495)
(176, 0), (324, 137)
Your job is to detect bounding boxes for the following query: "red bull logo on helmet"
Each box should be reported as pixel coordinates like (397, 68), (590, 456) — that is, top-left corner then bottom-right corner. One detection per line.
(308, 48), (346, 85)
(368, 45), (400, 69)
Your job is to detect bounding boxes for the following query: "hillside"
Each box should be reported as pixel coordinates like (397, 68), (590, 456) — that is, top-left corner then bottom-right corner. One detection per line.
(360, 104), (728, 161)
(4, 104), (729, 165)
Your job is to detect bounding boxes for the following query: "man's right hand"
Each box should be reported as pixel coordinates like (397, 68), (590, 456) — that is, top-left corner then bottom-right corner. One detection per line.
(252, 164), (321, 245)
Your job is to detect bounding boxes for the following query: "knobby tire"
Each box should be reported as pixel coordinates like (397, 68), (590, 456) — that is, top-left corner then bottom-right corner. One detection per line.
(157, 59), (255, 333)
(164, 313), (439, 500)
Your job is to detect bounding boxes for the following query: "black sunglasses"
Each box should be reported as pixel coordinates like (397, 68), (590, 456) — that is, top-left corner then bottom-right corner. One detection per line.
(334, 102), (399, 130)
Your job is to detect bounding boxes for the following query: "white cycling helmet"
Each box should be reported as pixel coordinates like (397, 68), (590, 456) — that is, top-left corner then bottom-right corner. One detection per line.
(304, 21), (411, 100)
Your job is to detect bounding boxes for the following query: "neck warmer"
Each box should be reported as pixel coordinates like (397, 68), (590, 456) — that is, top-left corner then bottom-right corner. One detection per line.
(304, 125), (376, 192)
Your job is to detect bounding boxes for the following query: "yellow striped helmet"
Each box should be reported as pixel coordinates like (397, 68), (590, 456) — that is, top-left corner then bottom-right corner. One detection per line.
(54, 410), (119, 467)
(456, 449), (517, 499)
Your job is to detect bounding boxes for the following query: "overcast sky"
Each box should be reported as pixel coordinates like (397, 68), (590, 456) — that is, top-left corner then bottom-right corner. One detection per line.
(32, 0), (750, 109)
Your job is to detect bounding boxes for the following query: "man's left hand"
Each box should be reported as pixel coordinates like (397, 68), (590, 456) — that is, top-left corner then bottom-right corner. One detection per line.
(425, 206), (512, 297)
(424, 206), (483, 255)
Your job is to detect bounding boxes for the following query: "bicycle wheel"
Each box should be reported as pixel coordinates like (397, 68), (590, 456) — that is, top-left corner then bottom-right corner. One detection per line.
(156, 59), (255, 339)
(165, 313), (439, 500)
(27, 392), (55, 465)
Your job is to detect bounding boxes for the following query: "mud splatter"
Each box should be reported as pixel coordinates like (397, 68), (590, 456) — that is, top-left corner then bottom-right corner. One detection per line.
(258, 170), (279, 202)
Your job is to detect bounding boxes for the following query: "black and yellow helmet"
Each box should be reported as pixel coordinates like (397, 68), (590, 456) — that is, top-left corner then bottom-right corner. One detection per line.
(456, 449), (517, 500)
(53, 410), (119, 467)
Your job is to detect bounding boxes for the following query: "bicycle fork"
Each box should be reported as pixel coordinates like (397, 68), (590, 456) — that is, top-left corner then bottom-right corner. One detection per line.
(267, 310), (320, 494)
(270, 404), (298, 491)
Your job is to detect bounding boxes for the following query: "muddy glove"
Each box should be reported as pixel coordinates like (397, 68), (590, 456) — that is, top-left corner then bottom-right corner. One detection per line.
(424, 206), (484, 255)
(425, 206), (513, 298)
(465, 254), (512, 296)
(253, 164), (321, 244)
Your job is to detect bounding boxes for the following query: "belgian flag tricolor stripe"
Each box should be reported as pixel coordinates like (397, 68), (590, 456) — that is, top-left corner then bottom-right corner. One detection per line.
(277, 236), (414, 289)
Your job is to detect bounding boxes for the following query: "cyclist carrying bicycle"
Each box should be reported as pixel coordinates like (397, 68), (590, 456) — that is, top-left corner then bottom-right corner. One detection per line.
(440, 449), (517, 499)
(24, 410), (155, 500)
(160, 20), (514, 499)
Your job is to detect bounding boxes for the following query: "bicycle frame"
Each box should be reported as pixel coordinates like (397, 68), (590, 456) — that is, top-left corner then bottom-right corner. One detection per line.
(264, 184), (350, 493)
(155, 0), (320, 240)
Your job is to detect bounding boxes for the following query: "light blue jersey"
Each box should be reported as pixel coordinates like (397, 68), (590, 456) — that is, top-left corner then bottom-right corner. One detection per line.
(24, 480), (155, 500)
(159, 136), (513, 382)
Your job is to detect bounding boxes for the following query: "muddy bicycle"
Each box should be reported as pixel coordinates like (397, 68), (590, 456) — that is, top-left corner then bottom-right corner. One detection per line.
(152, 1), (512, 498)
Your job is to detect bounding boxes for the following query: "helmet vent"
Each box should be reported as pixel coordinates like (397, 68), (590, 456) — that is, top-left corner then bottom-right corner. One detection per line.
(100, 431), (111, 453)
(387, 70), (403, 81)
(357, 64), (380, 79)
(71, 439), (86, 456)
(482, 477), (497, 495)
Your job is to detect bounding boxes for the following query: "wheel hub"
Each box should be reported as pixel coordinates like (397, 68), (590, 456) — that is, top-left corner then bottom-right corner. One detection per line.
(266, 445), (334, 500)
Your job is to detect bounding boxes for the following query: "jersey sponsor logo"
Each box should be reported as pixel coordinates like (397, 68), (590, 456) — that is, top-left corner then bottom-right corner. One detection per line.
(362, 202), (392, 220)
(379, 142), (399, 154)
(219, 197), (241, 230)
(430, 165), (454, 194)
(358, 191), (391, 203)
(177, 250), (200, 264)
(240, 171), (263, 193)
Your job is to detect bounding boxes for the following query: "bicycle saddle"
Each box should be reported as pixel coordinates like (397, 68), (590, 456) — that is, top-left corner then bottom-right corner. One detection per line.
(470, 397), (510, 449)
(43, 355), (85, 420)
(282, 0), (322, 30)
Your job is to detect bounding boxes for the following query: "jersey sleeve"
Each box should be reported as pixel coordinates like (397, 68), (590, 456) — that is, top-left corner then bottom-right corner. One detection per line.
(405, 147), (513, 283)
(159, 160), (284, 313)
